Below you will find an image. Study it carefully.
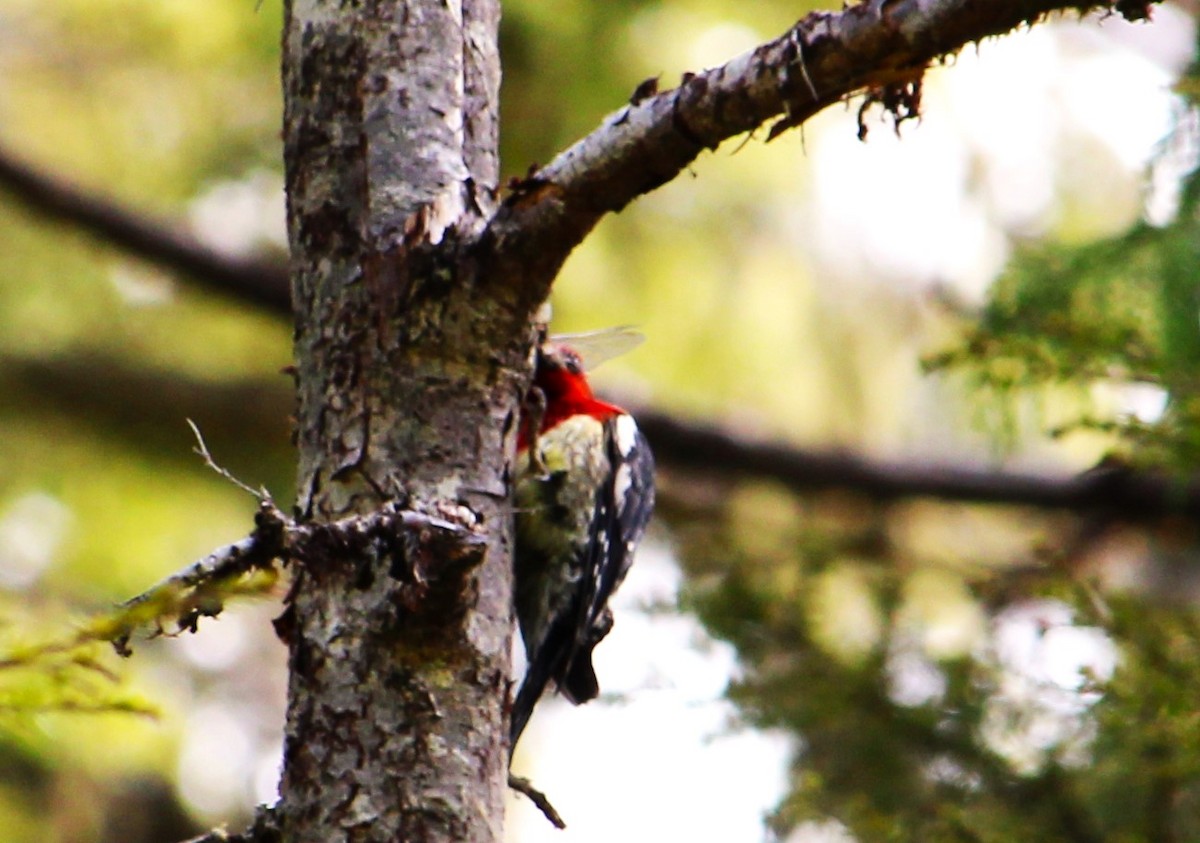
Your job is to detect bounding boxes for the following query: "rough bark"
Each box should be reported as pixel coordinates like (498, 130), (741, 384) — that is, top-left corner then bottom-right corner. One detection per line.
(279, 2), (518, 842)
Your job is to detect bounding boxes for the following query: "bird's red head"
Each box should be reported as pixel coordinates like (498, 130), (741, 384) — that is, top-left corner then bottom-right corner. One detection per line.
(518, 343), (624, 451)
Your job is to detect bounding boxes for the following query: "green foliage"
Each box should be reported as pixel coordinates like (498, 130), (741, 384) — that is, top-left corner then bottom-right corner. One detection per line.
(682, 479), (1200, 842)
(925, 107), (1200, 469)
(0, 563), (277, 717)
(1082, 598), (1200, 842)
(672, 50), (1200, 843)
(0, 639), (157, 720)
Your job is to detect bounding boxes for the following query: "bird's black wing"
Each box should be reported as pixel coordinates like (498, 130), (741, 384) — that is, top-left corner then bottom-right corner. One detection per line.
(510, 421), (655, 749)
(561, 421), (655, 703)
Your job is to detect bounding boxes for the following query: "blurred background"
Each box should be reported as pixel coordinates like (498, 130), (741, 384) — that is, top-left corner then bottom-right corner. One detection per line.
(1, 1), (1199, 841)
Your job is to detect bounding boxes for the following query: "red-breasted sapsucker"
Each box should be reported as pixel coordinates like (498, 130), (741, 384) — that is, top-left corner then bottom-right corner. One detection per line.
(510, 339), (655, 749)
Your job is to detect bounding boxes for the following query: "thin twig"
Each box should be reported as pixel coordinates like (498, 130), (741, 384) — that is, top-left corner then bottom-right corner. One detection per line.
(187, 418), (270, 501)
(508, 774), (567, 829)
(0, 633), (92, 670)
(792, 28), (819, 101)
(181, 805), (280, 843)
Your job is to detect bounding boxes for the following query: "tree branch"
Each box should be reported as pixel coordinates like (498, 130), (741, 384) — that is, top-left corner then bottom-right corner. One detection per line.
(8, 348), (1200, 522)
(112, 499), (487, 655)
(484, 0), (1158, 300)
(115, 500), (291, 647)
(637, 406), (1200, 520)
(0, 1), (1158, 326)
(0, 143), (291, 312)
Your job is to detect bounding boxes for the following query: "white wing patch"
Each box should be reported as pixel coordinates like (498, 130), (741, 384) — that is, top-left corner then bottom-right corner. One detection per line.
(613, 413), (639, 458)
(613, 462), (633, 512)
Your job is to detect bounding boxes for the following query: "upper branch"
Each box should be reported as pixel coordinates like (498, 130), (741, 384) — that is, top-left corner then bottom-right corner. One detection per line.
(483, 0), (1158, 305)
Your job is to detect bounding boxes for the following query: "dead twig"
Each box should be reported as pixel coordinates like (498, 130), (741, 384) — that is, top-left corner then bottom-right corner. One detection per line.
(187, 418), (271, 501)
(508, 773), (567, 829)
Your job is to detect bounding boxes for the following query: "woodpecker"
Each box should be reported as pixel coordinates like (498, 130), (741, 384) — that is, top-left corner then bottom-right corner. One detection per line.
(510, 339), (655, 749)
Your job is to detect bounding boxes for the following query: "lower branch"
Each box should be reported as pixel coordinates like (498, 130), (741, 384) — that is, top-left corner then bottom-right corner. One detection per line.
(89, 500), (487, 657)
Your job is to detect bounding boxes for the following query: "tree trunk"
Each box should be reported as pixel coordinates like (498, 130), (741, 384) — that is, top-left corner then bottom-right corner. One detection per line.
(277, 2), (523, 841)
